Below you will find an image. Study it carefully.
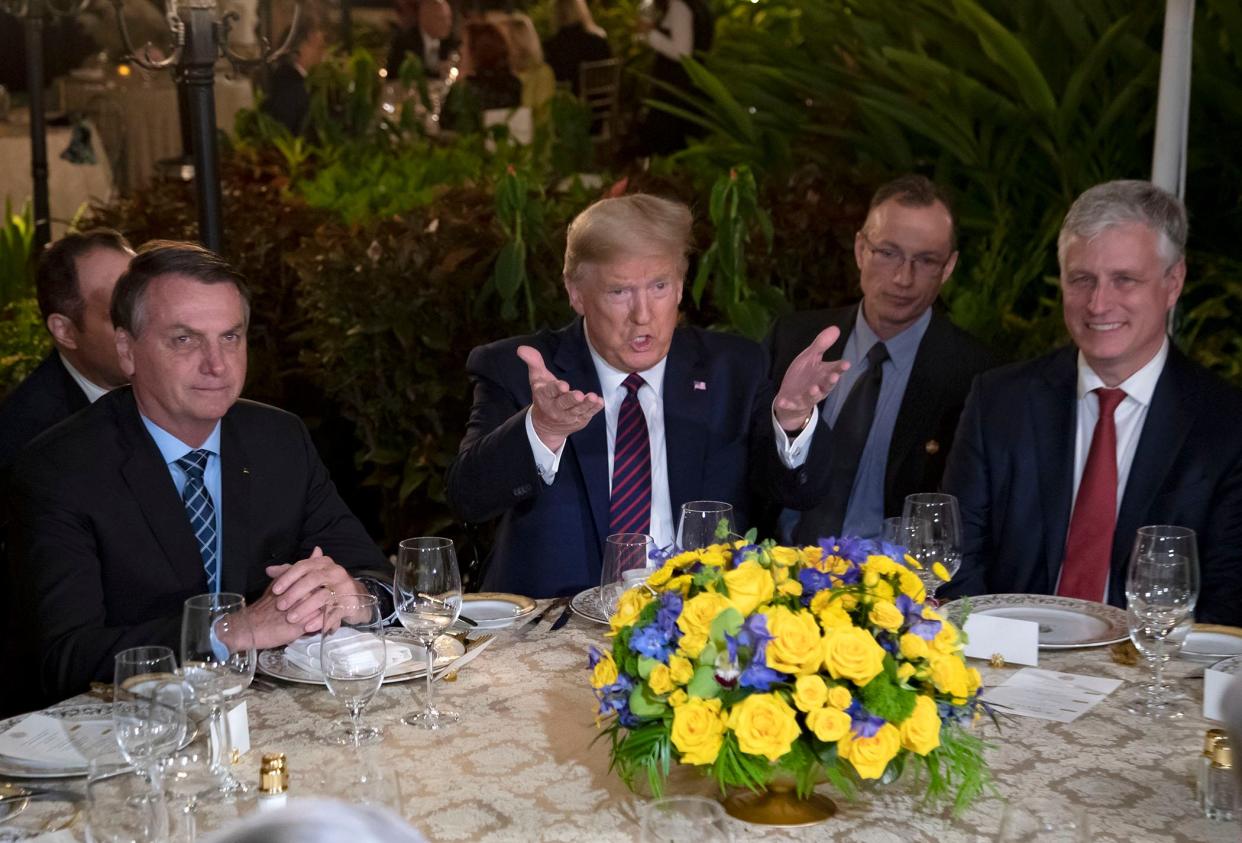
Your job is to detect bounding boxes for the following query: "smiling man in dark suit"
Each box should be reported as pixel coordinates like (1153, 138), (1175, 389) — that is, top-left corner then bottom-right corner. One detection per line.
(447, 194), (770, 597)
(942, 180), (1242, 624)
(8, 242), (386, 702)
(763, 175), (994, 544)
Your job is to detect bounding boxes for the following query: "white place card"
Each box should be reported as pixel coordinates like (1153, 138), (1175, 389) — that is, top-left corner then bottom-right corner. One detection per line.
(962, 614), (1040, 666)
(221, 700), (250, 756)
(1204, 666), (1234, 722)
(980, 668), (1122, 722)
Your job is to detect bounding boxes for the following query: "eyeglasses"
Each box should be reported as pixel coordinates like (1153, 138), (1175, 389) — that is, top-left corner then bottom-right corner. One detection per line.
(860, 233), (951, 282)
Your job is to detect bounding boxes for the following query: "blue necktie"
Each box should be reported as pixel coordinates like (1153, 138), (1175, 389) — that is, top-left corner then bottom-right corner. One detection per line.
(176, 449), (219, 591)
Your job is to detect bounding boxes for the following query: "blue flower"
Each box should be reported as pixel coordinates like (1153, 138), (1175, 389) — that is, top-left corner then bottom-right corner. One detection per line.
(739, 661), (785, 691)
(595, 673), (635, 716)
(817, 536), (871, 565)
(628, 623), (675, 661)
(655, 592), (683, 639)
(798, 567), (834, 602)
(649, 544), (676, 564)
(877, 540), (908, 562)
(878, 635), (899, 656)
(847, 701), (887, 738)
(895, 594), (942, 640)
(587, 645), (605, 669)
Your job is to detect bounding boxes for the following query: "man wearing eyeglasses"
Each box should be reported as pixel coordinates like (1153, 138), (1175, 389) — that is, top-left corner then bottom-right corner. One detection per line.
(761, 175), (994, 544)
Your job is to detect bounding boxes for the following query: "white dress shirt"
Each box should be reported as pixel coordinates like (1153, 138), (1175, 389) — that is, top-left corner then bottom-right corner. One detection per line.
(645, 0), (694, 60)
(524, 329), (674, 549)
(59, 352), (110, 403)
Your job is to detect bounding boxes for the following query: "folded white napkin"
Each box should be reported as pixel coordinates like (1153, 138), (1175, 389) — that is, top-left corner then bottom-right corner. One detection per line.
(284, 629), (413, 678)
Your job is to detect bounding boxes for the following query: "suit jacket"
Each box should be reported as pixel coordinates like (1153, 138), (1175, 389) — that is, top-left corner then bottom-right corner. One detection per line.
(0, 351), (88, 474)
(941, 345), (1242, 625)
(446, 319), (771, 598)
(543, 24), (611, 95)
(262, 61), (310, 135)
(8, 387), (387, 702)
(386, 26), (460, 78)
(761, 304), (994, 540)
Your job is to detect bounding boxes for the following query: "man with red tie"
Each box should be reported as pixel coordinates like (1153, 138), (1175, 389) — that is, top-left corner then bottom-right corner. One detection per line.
(446, 194), (771, 597)
(942, 180), (1242, 624)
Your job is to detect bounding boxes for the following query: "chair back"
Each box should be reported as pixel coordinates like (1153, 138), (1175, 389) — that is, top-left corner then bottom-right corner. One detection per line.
(578, 58), (621, 149)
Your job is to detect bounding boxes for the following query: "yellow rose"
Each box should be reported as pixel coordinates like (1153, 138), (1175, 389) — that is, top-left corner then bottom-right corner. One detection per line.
(678, 631), (708, 660)
(896, 663), (915, 682)
(836, 592), (860, 611)
(868, 600), (904, 632)
(670, 698), (727, 765)
(805, 706), (851, 742)
(810, 592), (854, 631)
(827, 685), (852, 710)
(966, 667), (982, 695)
(800, 545), (824, 567)
(763, 606), (824, 676)
(722, 560), (775, 616)
(609, 587), (653, 634)
(896, 569), (926, 602)
(726, 693), (801, 762)
(840, 723), (901, 779)
(590, 652), (618, 689)
(769, 546), (800, 567)
(864, 575), (895, 603)
(649, 663), (675, 695)
(899, 632), (930, 661)
(699, 548), (728, 568)
(793, 675), (829, 712)
(931, 621), (961, 655)
(665, 575), (694, 595)
(647, 561), (676, 589)
(900, 695), (942, 756)
(669, 655), (694, 685)
(863, 555), (899, 576)
(677, 591), (734, 654)
(778, 580), (804, 598)
(669, 689), (689, 707)
(822, 626), (888, 686)
(930, 653), (971, 699)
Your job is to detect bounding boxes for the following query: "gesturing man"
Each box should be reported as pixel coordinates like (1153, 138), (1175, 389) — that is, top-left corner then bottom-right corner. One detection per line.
(447, 194), (770, 597)
(8, 242), (387, 702)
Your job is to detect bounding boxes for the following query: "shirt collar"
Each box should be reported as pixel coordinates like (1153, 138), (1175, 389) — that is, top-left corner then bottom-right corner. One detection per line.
(58, 351), (111, 404)
(852, 304), (932, 372)
(1076, 336), (1169, 407)
(583, 321), (669, 399)
(140, 414), (223, 465)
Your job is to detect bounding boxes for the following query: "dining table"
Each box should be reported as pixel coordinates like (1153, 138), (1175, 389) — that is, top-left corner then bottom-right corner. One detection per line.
(2, 599), (1238, 842)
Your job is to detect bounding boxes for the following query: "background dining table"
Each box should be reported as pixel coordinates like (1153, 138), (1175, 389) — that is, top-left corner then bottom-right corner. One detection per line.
(3, 601), (1237, 842)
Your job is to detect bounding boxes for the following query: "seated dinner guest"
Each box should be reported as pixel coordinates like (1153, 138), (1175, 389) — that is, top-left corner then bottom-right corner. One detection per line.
(942, 180), (1242, 624)
(8, 242), (387, 702)
(447, 194), (770, 597)
(542, 0), (611, 96)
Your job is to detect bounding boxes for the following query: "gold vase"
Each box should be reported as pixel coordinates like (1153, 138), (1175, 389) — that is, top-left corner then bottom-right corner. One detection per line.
(721, 779), (837, 827)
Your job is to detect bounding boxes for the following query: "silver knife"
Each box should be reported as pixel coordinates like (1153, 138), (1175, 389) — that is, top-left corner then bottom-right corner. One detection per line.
(513, 597), (567, 638)
(548, 601), (575, 632)
(433, 634), (497, 681)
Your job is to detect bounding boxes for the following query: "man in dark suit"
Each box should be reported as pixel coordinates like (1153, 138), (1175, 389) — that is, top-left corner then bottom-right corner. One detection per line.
(8, 242), (387, 702)
(0, 229), (133, 473)
(942, 180), (1242, 625)
(763, 175), (993, 544)
(262, 16), (327, 135)
(447, 194), (770, 597)
(387, 0), (458, 79)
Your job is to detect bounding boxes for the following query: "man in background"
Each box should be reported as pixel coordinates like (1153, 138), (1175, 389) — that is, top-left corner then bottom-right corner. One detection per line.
(263, 15), (328, 135)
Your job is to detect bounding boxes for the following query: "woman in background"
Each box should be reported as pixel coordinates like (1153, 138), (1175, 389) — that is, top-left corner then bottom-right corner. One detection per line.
(637, 0), (713, 155)
(441, 21), (521, 133)
(505, 14), (557, 119)
(542, 0), (611, 96)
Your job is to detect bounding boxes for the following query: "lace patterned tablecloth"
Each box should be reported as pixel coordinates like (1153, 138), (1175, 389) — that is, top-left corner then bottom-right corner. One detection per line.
(234, 608), (1236, 843)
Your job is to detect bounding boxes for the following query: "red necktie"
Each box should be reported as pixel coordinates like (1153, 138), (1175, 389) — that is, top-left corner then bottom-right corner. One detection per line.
(1057, 387), (1127, 602)
(609, 373), (652, 536)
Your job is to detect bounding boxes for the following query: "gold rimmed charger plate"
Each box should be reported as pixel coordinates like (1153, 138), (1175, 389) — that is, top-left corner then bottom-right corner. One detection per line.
(1182, 624), (1242, 661)
(459, 592), (537, 629)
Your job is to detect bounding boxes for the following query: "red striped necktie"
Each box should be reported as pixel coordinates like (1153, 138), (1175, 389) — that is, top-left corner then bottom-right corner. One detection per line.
(609, 373), (652, 536)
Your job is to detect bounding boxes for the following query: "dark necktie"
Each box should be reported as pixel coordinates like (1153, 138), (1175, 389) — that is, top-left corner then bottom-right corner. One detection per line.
(609, 373), (652, 536)
(177, 449), (219, 591)
(795, 341), (890, 544)
(1057, 387), (1127, 602)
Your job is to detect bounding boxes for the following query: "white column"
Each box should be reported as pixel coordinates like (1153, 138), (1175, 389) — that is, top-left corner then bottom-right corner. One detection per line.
(1151, 0), (1195, 199)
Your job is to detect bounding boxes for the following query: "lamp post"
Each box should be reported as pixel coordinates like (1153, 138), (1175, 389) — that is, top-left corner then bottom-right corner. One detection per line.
(110, 0), (299, 252)
(1, 0), (90, 252)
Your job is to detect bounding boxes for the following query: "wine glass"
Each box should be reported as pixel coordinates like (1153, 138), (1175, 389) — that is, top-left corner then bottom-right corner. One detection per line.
(600, 532), (655, 616)
(900, 493), (963, 603)
(996, 798), (1090, 841)
(1123, 525), (1199, 719)
(179, 592), (256, 797)
(677, 501), (734, 551)
(394, 537), (461, 729)
(112, 646), (188, 808)
(640, 796), (735, 842)
(321, 593), (386, 746)
(86, 758), (172, 843)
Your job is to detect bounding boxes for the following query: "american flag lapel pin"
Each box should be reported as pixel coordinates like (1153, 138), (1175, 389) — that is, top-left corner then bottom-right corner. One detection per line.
(693, 380), (707, 391)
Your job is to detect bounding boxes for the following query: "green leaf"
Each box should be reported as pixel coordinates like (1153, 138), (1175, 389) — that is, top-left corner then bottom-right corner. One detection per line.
(629, 683), (668, 719)
(686, 665), (721, 700)
(952, 0), (1057, 120)
(637, 656), (662, 680)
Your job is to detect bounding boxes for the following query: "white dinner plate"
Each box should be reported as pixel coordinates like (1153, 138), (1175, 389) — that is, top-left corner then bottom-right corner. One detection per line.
(1182, 625), (1242, 661)
(941, 594), (1128, 649)
(257, 631), (464, 685)
(459, 593), (536, 630)
(0, 704), (118, 779)
(1210, 655), (1242, 676)
(570, 587), (609, 626)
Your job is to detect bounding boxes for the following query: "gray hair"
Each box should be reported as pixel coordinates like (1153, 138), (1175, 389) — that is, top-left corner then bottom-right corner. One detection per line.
(564, 194), (693, 286)
(1057, 180), (1188, 271)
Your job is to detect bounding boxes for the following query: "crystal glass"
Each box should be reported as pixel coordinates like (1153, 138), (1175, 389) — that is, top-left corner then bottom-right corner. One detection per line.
(86, 759), (171, 843)
(179, 592), (256, 797)
(112, 646), (188, 806)
(600, 532), (655, 616)
(321, 593), (386, 746)
(677, 501), (734, 551)
(1123, 525), (1199, 719)
(394, 537), (461, 729)
(900, 493), (963, 603)
(997, 798), (1090, 841)
(640, 796), (735, 842)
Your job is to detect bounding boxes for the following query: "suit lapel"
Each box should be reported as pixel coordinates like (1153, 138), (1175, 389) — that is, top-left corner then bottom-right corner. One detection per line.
(663, 329), (711, 526)
(555, 320), (610, 549)
(219, 412), (253, 594)
(1033, 349), (1079, 587)
(115, 391), (207, 592)
(53, 354), (90, 414)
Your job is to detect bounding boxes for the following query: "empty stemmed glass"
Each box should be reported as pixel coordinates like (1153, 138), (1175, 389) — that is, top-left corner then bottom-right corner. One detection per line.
(112, 646), (188, 821)
(900, 493), (963, 603)
(394, 537), (461, 729)
(179, 592), (256, 797)
(600, 532), (655, 616)
(677, 501), (734, 551)
(321, 593), (387, 746)
(1123, 525), (1199, 719)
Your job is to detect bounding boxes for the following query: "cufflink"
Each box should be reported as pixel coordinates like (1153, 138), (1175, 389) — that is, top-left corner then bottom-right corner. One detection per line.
(924, 440), (940, 455)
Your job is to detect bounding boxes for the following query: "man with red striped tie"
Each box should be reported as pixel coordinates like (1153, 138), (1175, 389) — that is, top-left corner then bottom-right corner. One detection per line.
(447, 194), (772, 597)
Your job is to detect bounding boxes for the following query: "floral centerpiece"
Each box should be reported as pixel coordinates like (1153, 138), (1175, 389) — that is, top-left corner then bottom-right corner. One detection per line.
(588, 534), (990, 815)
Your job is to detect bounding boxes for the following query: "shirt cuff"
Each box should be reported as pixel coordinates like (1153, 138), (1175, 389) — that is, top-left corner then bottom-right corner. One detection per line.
(525, 407), (564, 485)
(772, 404), (817, 469)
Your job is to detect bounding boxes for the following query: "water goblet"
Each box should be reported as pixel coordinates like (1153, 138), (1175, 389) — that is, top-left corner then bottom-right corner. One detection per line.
(86, 759), (172, 843)
(900, 493), (963, 603)
(640, 796), (735, 843)
(321, 593), (386, 746)
(676, 501), (734, 551)
(600, 532), (655, 616)
(394, 537), (461, 729)
(113, 646), (188, 808)
(996, 798), (1090, 841)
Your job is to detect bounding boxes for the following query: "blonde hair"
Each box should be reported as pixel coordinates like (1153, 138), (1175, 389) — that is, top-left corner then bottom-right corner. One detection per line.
(554, 0), (605, 38)
(564, 194), (693, 285)
(504, 14), (544, 74)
